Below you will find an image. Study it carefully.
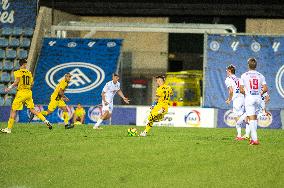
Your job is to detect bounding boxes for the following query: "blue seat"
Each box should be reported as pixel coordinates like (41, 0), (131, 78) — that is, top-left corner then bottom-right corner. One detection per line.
(3, 60), (13, 71)
(0, 38), (9, 47)
(0, 49), (5, 59)
(9, 38), (20, 47)
(14, 60), (20, 70)
(12, 27), (23, 36)
(23, 28), (34, 36)
(0, 72), (11, 82)
(6, 49), (17, 59)
(20, 38), (31, 48)
(0, 61), (2, 70)
(4, 96), (12, 106)
(0, 96), (4, 105)
(10, 72), (14, 81)
(18, 49), (28, 59)
(1, 28), (12, 36)
(0, 84), (5, 94)
(10, 87), (16, 94)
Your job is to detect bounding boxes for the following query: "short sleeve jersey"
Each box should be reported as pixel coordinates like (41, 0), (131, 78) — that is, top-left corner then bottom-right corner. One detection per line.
(240, 70), (266, 96)
(156, 84), (173, 105)
(51, 79), (69, 100)
(102, 81), (120, 102)
(225, 74), (243, 100)
(14, 69), (33, 91)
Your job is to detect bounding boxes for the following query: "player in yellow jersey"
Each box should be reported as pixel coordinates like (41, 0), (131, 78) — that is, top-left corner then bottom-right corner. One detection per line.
(38, 73), (73, 129)
(0, 59), (52, 134)
(140, 75), (173, 137)
(73, 103), (86, 125)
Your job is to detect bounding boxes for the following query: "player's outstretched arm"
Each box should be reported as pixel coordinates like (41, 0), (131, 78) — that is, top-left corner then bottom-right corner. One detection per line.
(4, 77), (20, 93)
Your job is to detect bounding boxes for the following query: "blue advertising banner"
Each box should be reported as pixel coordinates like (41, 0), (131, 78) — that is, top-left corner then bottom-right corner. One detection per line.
(204, 34), (284, 109)
(0, 106), (11, 122)
(217, 109), (282, 129)
(33, 38), (123, 106)
(0, 0), (37, 27)
(17, 105), (136, 125)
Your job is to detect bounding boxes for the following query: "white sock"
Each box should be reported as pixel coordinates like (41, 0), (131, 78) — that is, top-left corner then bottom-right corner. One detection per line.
(249, 120), (258, 141)
(245, 123), (250, 137)
(95, 118), (103, 127)
(236, 123), (242, 137)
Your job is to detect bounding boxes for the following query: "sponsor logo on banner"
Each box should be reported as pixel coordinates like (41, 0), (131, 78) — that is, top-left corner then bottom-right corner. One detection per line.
(27, 105), (44, 121)
(272, 41), (280, 52)
(184, 110), (201, 127)
(209, 41), (220, 51)
(276, 65), (284, 98)
(0, 0), (14, 24)
(223, 109), (236, 127)
(257, 112), (273, 127)
(57, 106), (74, 121)
(88, 106), (102, 122)
(45, 62), (105, 93)
(251, 41), (261, 52)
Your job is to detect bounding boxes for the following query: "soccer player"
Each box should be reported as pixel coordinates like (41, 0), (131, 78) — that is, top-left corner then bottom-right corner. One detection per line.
(39, 73), (73, 129)
(93, 73), (129, 129)
(225, 65), (245, 140)
(0, 59), (52, 134)
(73, 103), (86, 125)
(140, 75), (173, 137)
(240, 58), (268, 145)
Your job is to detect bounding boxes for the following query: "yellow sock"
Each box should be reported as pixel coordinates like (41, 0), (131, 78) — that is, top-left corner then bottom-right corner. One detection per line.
(63, 112), (69, 125)
(145, 121), (153, 133)
(41, 111), (48, 116)
(37, 113), (46, 122)
(7, 118), (15, 129)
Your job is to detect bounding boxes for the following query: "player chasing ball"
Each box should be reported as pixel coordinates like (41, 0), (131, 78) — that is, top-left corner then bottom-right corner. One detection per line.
(93, 73), (130, 129)
(139, 75), (173, 137)
(1, 59), (52, 134)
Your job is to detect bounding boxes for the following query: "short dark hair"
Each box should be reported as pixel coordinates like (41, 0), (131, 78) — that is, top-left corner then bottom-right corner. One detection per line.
(113, 73), (119, 77)
(19, 59), (27, 66)
(247, 58), (257, 69)
(226, 64), (236, 74)
(155, 75), (166, 81)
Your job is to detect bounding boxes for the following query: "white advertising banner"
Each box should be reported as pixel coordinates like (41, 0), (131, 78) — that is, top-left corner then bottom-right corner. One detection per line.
(136, 106), (216, 128)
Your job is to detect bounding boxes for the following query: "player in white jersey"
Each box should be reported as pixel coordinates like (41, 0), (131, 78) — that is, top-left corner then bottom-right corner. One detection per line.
(93, 73), (130, 129)
(240, 58), (268, 145)
(225, 65), (245, 140)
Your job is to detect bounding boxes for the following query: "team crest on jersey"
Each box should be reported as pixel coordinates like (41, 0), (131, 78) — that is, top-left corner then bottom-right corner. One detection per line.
(257, 111), (273, 128)
(184, 110), (201, 127)
(88, 106), (102, 122)
(45, 62), (105, 93)
(223, 109), (236, 127)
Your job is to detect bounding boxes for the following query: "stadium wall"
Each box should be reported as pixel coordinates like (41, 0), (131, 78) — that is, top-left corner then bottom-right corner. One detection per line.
(246, 19), (284, 34)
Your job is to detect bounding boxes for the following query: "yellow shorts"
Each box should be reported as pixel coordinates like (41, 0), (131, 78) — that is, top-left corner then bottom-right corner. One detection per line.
(12, 90), (35, 111)
(148, 104), (168, 122)
(47, 97), (66, 112)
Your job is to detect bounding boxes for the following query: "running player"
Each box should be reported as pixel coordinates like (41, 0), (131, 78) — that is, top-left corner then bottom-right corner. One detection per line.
(225, 65), (245, 140)
(1, 59), (52, 134)
(140, 75), (173, 137)
(93, 73), (130, 129)
(240, 58), (268, 145)
(39, 73), (73, 129)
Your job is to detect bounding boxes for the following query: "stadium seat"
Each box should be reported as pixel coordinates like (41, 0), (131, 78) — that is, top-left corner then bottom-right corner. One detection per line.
(1, 28), (12, 36)
(0, 96), (4, 105)
(0, 61), (2, 70)
(0, 72), (11, 82)
(18, 49), (28, 59)
(0, 38), (9, 47)
(23, 28), (34, 37)
(4, 96), (12, 106)
(20, 38), (31, 48)
(6, 49), (17, 59)
(14, 60), (20, 70)
(12, 27), (23, 36)
(10, 87), (16, 94)
(10, 72), (14, 81)
(0, 84), (5, 94)
(9, 38), (20, 47)
(0, 49), (5, 59)
(3, 60), (13, 71)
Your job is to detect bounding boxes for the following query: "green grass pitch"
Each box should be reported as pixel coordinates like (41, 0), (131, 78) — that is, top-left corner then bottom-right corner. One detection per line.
(0, 123), (283, 188)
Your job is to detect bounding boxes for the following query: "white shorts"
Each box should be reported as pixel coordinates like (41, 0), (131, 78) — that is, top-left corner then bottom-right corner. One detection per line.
(102, 101), (113, 114)
(232, 96), (245, 117)
(245, 95), (262, 116)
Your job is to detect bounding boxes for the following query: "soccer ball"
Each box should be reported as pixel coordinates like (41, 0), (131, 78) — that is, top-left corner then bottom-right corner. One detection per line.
(127, 128), (138, 136)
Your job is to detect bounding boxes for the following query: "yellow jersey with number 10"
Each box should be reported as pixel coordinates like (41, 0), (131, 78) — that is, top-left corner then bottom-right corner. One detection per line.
(14, 69), (33, 91)
(156, 84), (173, 105)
